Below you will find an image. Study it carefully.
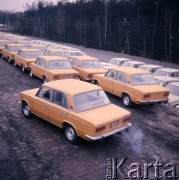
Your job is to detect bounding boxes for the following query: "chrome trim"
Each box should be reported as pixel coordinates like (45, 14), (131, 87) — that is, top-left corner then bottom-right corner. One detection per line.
(85, 123), (132, 141)
(137, 98), (168, 104)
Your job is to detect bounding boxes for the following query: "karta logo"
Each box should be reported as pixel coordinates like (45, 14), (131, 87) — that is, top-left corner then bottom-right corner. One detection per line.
(106, 158), (178, 179)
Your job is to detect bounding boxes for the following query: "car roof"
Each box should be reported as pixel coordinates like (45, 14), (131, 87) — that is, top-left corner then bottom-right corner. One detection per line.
(70, 55), (99, 61)
(111, 58), (130, 61)
(44, 79), (102, 95)
(156, 68), (179, 73)
(6, 44), (25, 47)
(126, 61), (145, 64)
(140, 64), (162, 68)
(20, 48), (42, 52)
(47, 49), (67, 52)
(40, 56), (67, 61)
(167, 82), (179, 87)
(111, 67), (149, 75)
(154, 76), (179, 82)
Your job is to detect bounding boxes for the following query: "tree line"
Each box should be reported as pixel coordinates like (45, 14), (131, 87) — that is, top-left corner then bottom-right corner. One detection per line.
(0, 0), (179, 64)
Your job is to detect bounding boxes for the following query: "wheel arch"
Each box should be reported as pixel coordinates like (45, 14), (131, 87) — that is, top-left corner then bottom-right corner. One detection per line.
(62, 121), (79, 136)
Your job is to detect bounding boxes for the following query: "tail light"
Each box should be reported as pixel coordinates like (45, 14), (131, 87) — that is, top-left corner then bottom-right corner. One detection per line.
(144, 94), (151, 98)
(88, 74), (93, 78)
(96, 125), (106, 132)
(122, 117), (130, 123)
(53, 75), (61, 79)
(73, 74), (79, 79)
(164, 92), (169, 97)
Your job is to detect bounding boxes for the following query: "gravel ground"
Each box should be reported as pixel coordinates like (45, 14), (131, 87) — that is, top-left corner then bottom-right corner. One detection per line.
(0, 39), (179, 180)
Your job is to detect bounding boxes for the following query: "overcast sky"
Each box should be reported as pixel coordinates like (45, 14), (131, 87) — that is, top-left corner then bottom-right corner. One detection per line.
(0, 0), (63, 12)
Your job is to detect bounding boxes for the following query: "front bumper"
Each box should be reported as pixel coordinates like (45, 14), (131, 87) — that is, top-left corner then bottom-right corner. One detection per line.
(137, 98), (168, 104)
(85, 122), (132, 141)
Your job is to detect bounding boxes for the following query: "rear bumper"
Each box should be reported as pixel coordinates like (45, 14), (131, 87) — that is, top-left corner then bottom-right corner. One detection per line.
(137, 98), (168, 104)
(85, 123), (132, 141)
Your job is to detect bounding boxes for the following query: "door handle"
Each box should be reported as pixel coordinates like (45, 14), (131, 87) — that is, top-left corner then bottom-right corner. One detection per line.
(60, 111), (67, 116)
(43, 104), (48, 107)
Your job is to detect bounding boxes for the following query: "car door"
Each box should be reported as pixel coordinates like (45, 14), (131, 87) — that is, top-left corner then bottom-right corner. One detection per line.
(49, 90), (69, 127)
(33, 58), (46, 78)
(32, 86), (52, 120)
(99, 69), (117, 93)
(113, 71), (126, 97)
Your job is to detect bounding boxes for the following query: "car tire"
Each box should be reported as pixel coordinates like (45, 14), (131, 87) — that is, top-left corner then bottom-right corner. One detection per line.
(14, 61), (17, 67)
(8, 57), (11, 64)
(174, 105), (179, 108)
(94, 80), (99, 86)
(30, 70), (34, 78)
(2, 55), (4, 59)
(64, 124), (78, 144)
(21, 65), (25, 72)
(122, 94), (132, 107)
(22, 102), (32, 118)
(43, 76), (48, 83)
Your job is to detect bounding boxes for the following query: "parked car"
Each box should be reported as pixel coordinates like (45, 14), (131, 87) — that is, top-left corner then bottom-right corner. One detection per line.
(2, 44), (25, 63)
(14, 49), (43, 72)
(69, 55), (107, 81)
(15, 40), (30, 46)
(101, 58), (131, 69)
(44, 48), (84, 58)
(154, 76), (179, 87)
(29, 56), (79, 82)
(122, 60), (145, 68)
(0, 40), (12, 54)
(154, 68), (179, 79)
(138, 64), (163, 73)
(93, 67), (170, 107)
(19, 79), (132, 143)
(165, 82), (179, 108)
(27, 44), (46, 51)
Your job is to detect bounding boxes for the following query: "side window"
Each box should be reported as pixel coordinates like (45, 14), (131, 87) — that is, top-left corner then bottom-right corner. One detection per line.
(73, 59), (79, 67)
(36, 86), (52, 101)
(69, 58), (74, 65)
(117, 72), (126, 83)
(44, 50), (48, 55)
(17, 50), (22, 57)
(35, 58), (41, 66)
(52, 90), (68, 109)
(41, 59), (46, 68)
(105, 69), (117, 79)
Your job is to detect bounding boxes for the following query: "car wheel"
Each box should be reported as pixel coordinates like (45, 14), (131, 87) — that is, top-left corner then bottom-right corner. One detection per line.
(22, 102), (32, 118)
(43, 76), (48, 83)
(64, 125), (78, 144)
(174, 105), (179, 108)
(122, 94), (132, 107)
(8, 57), (11, 64)
(30, 70), (34, 78)
(21, 65), (25, 72)
(94, 80), (99, 86)
(14, 61), (17, 67)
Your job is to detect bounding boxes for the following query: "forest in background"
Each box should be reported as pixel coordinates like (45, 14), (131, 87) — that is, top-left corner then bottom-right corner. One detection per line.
(0, 0), (179, 64)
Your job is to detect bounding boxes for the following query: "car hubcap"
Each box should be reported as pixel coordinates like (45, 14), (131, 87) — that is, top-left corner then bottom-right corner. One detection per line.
(8, 58), (11, 63)
(44, 78), (47, 83)
(30, 71), (33, 77)
(123, 96), (129, 106)
(66, 127), (75, 141)
(14, 62), (16, 66)
(23, 105), (30, 116)
(22, 67), (24, 72)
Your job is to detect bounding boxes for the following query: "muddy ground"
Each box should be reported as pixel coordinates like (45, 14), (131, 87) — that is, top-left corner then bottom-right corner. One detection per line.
(0, 43), (179, 180)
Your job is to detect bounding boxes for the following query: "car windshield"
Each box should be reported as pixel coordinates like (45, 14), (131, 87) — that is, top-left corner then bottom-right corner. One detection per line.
(131, 74), (156, 85)
(68, 51), (83, 57)
(48, 60), (71, 69)
(166, 84), (179, 96)
(24, 51), (43, 58)
(74, 90), (110, 112)
(81, 60), (101, 68)
(154, 78), (162, 85)
(154, 70), (168, 76)
(9, 46), (24, 52)
(54, 52), (64, 56)
(139, 66), (148, 71)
